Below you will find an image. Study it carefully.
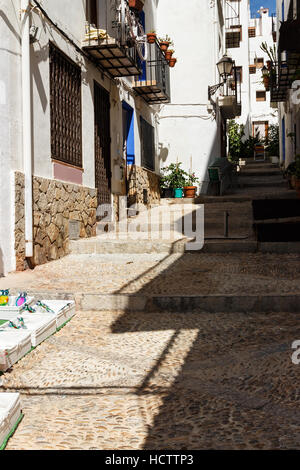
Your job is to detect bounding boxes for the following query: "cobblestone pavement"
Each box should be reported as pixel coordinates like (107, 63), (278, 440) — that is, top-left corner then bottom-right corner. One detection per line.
(1, 308), (300, 449)
(1, 252), (300, 296)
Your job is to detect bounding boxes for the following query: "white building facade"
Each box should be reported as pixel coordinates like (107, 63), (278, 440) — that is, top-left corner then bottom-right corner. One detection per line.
(0, 0), (170, 276)
(227, 1), (278, 141)
(156, 0), (240, 194)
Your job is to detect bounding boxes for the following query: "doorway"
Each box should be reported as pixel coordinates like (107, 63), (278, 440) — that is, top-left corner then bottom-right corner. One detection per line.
(94, 81), (111, 207)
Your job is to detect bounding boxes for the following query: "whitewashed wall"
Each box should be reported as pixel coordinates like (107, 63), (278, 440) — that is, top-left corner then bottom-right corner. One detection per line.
(229, 2), (278, 141)
(0, 0), (22, 275)
(156, 0), (224, 193)
(0, 0), (159, 274)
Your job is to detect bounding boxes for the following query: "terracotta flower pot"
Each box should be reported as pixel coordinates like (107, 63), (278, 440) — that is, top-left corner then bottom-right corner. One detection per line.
(184, 186), (197, 198)
(165, 50), (173, 61)
(147, 33), (156, 44)
(169, 58), (177, 68)
(129, 0), (144, 11)
(159, 41), (169, 52)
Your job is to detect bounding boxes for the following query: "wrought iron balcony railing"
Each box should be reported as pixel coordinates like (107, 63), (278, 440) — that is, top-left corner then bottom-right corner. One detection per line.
(225, 0), (242, 48)
(82, 0), (146, 77)
(270, 57), (300, 102)
(217, 69), (242, 119)
(133, 40), (171, 104)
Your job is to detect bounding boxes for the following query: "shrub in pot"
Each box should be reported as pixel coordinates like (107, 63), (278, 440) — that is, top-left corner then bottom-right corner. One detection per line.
(160, 163), (188, 198)
(159, 34), (173, 52)
(147, 31), (156, 44)
(184, 173), (199, 198)
(169, 57), (177, 68)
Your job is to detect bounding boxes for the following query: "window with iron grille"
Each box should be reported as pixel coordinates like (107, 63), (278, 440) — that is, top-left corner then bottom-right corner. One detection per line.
(249, 65), (256, 74)
(140, 117), (155, 172)
(254, 57), (264, 68)
(248, 27), (256, 38)
(235, 66), (243, 83)
(256, 91), (266, 101)
(49, 42), (82, 168)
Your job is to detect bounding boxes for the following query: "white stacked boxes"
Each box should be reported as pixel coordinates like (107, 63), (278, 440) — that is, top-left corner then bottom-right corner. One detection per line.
(0, 393), (22, 450)
(0, 296), (76, 371)
(0, 328), (32, 372)
(0, 296), (35, 321)
(18, 312), (57, 348)
(38, 300), (76, 329)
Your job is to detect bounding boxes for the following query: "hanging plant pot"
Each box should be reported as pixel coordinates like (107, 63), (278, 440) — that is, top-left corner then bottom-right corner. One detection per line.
(147, 33), (156, 44)
(129, 0), (145, 11)
(184, 186), (197, 198)
(169, 58), (177, 68)
(165, 50), (173, 62)
(159, 41), (170, 52)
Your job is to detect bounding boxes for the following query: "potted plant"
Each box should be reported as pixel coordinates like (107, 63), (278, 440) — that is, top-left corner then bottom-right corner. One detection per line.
(169, 57), (177, 68)
(165, 49), (174, 62)
(160, 172), (173, 198)
(184, 173), (199, 198)
(160, 163), (188, 198)
(129, 0), (145, 11)
(159, 34), (172, 52)
(147, 30), (157, 44)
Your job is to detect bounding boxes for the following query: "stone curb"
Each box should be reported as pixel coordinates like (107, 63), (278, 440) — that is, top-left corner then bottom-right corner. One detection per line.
(10, 291), (300, 313)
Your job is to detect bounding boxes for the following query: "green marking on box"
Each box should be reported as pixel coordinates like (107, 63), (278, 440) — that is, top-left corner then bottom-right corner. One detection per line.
(0, 320), (8, 327)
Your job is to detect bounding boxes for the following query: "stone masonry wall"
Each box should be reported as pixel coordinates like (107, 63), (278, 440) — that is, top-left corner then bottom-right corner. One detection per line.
(127, 165), (160, 208)
(15, 172), (97, 271)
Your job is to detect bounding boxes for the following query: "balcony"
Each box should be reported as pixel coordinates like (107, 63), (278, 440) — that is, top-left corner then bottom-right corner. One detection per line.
(225, 0), (242, 48)
(270, 58), (300, 102)
(218, 72), (242, 119)
(279, 19), (300, 54)
(133, 40), (171, 104)
(82, 1), (144, 77)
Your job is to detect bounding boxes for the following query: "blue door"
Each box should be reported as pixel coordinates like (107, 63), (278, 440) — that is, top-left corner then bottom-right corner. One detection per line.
(122, 102), (135, 165)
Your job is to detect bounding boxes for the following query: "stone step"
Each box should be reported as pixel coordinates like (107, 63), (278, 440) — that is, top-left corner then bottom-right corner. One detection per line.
(10, 289), (300, 314)
(239, 169), (282, 177)
(69, 237), (189, 254)
(196, 189), (297, 204)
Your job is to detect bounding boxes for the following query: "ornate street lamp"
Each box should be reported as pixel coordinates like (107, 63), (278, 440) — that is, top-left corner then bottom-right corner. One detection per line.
(208, 54), (235, 99)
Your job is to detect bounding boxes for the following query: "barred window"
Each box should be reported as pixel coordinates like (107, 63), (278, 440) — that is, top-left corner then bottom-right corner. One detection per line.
(249, 65), (256, 74)
(248, 27), (256, 38)
(256, 91), (266, 101)
(49, 43), (82, 168)
(140, 117), (155, 172)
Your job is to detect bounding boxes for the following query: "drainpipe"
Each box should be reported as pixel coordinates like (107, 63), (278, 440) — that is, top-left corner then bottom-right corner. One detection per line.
(21, 0), (33, 259)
